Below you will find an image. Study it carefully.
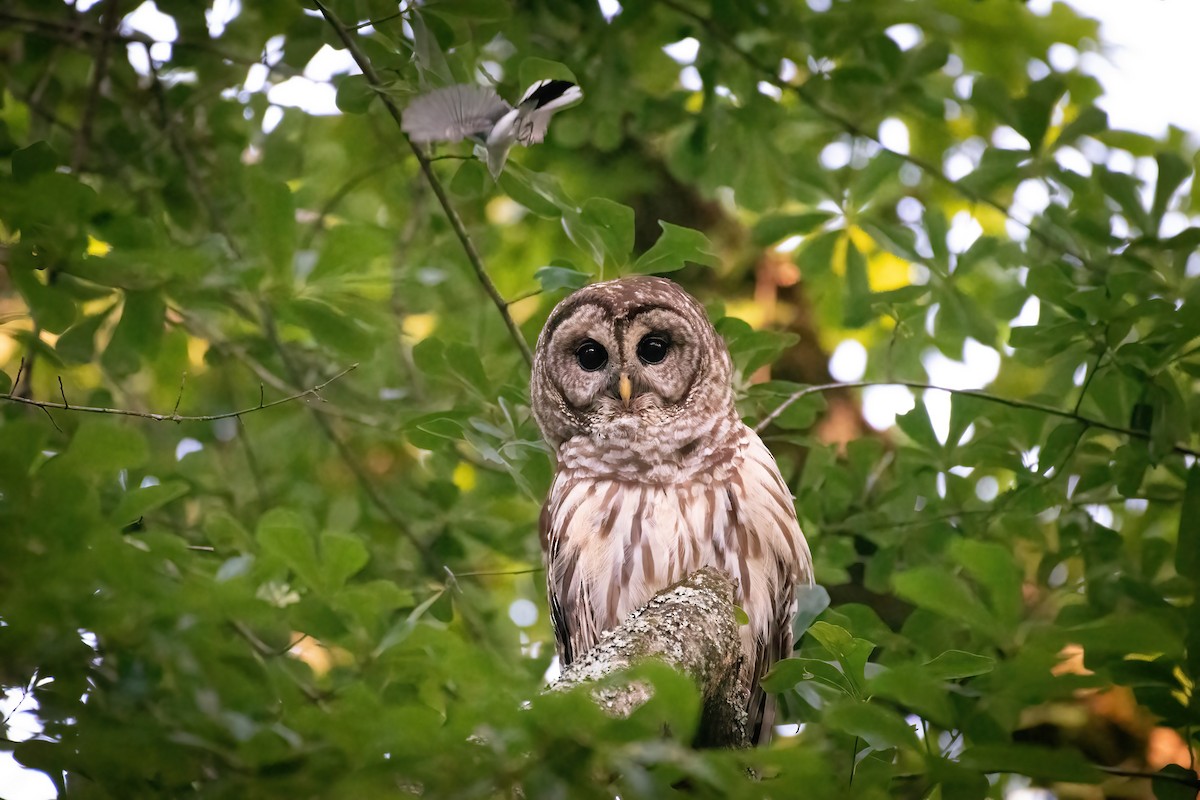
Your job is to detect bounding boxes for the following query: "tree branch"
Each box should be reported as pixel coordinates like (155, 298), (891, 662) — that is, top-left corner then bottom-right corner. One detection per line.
(71, 0), (121, 172)
(754, 380), (1200, 458)
(549, 567), (750, 748)
(1, 364), (358, 423)
(311, 0), (535, 366)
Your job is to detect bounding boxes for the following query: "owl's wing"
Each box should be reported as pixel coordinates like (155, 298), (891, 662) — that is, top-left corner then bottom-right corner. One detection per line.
(747, 570), (797, 745)
(540, 499), (576, 665)
(735, 427), (814, 744)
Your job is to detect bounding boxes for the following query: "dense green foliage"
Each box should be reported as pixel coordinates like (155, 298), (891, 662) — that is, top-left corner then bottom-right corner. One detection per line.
(2, 0), (1199, 797)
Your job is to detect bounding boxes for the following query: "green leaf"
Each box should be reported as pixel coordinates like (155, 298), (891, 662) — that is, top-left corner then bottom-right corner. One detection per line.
(1152, 152), (1191, 226)
(256, 508), (320, 590)
(1153, 765), (1200, 800)
(570, 197), (634, 269)
(0, 370), (10, 395)
(518, 56), (577, 88)
(824, 699), (920, 751)
(67, 420), (149, 473)
(319, 532), (369, 591)
(13, 141), (60, 182)
(102, 290), (163, 376)
(751, 211), (833, 247)
(895, 403), (939, 449)
(534, 264), (591, 292)
(247, 173), (297, 275)
(1177, 465), (1200, 583)
(806, 621), (875, 690)
(335, 74), (376, 114)
(842, 236), (871, 327)
(959, 744), (1101, 783)
(449, 159), (488, 198)
(499, 168), (570, 218)
(55, 306), (114, 364)
(893, 567), (998, 637)
(950, 539), (1023, 627)
(633, 221), (720, 274)
(288, 297), (374, 359)
(1012, 76), (1065, 152)
(923, 650), (995, 680)
(112, 481), (190, 524)
(1055, 106), (1107, 146)
(1099, 167), (1153, 234)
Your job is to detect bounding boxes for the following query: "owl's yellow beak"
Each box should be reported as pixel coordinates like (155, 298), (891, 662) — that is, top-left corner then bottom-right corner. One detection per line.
(618, 373), (633, 408)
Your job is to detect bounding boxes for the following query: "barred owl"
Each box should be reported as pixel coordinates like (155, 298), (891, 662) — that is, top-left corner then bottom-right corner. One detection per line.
(530, 276), (813, 744)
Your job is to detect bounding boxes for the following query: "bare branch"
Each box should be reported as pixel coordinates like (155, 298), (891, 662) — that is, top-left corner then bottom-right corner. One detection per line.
(1, 364), (358, 423)
(71, 0), (121, 171)
(754, 380), (1200, 458)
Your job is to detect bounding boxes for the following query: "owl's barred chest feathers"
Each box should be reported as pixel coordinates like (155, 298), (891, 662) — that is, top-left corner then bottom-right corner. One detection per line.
(543, 418), (806, 656)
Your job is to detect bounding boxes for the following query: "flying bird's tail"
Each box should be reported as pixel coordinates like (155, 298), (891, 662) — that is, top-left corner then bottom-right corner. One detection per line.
(401, 84), (511, 143)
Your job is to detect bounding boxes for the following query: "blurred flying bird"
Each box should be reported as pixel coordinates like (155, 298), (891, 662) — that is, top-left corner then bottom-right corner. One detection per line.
(401, 80), (583, 177)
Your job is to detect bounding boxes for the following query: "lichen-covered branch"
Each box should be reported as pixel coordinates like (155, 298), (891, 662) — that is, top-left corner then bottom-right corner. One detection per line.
(549, 567), (750, 748)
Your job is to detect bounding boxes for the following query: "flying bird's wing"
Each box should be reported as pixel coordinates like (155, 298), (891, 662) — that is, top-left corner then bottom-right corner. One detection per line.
(512, 80), (583, 145)
(401, 84), (512, 143)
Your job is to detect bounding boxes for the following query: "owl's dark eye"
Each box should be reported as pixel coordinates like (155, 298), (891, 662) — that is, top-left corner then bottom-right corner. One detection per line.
(637, 334), (670, 365)
(575, 339), (608, 371)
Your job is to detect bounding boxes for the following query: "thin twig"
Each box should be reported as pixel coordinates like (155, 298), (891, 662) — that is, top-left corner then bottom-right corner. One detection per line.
(173, 372), (188, 417)
(449, 566), (544, 578)
(1098, 766), (1200, 790)
(57, 376), (69, 408)
(1, 364), (357, 423)
(312, 0), (534, 366)
(754, 380), (1200, 458)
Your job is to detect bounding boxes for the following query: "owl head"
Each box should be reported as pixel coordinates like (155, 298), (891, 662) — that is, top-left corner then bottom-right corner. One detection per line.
(530, 276), (735, 450)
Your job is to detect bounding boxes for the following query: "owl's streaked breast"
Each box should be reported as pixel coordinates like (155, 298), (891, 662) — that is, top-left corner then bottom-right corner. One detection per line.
(542, 423), (810, 663)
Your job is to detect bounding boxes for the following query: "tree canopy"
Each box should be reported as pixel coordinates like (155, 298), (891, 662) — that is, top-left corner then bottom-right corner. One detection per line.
(1, 0), (1199, 797)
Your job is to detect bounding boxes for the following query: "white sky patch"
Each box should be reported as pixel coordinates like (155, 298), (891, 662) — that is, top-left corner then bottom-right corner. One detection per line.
(992, 125), (1031, 150)
(508, 599), (538, 628)
(1011, 296), (1040, 328)
(679, 66), (703, 92)
(262, 105), (284, 133)
(121, 1), (177, 41)
(663, 37), (700, 65)
(878, 118), (910, 155)
(774, 234), (804, 254)
(829, 340), (868, 382)
(921, 340), (1001, 443)
(885, 24), (922, 50)
(820, 141), (852, 170)
(206, 0), (241, 37)
(304, 44), (360, 82)
(946, 210), (982, 254)
(1067, 0), (1200, 137)
(757, 81), (783, 100)
(862, 385), (915, 431)
(596, 0), (622, 22)
(175, 438), (204, 461)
